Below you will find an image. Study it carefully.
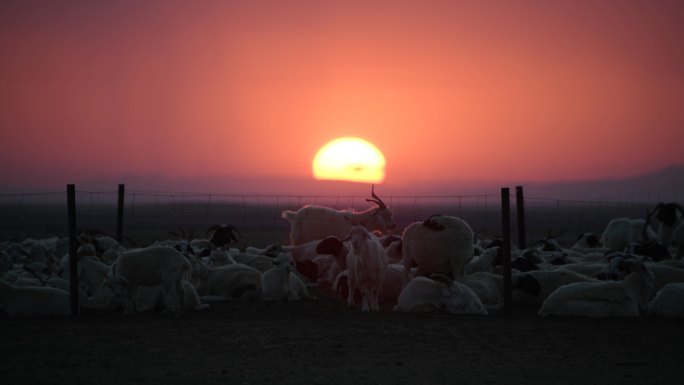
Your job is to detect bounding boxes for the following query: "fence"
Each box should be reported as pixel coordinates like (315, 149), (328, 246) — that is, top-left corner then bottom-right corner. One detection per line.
(0, 184), (676, 248)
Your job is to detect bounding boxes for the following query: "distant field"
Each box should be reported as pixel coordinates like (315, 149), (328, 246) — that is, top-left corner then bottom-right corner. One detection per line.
(0, 191), (655, 248)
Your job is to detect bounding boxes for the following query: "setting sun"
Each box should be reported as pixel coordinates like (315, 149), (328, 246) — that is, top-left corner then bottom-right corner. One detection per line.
(312, 137), (386, 183)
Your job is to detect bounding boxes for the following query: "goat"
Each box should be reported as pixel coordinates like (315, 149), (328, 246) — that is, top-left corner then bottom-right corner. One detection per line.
(281, 185), (396, 246)
(346, 225), (388, 312)
(651, 203), (684, 248)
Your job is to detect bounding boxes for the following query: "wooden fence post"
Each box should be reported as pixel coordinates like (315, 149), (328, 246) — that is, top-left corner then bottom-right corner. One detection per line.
(516, 185), (526, 250)
(501, 187), (513, 314)
(116, 184), (125, 243)
(67, 184), (80, 316)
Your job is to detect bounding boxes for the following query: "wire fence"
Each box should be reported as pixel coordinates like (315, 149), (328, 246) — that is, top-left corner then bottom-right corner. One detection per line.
(0, 185), (680, 248)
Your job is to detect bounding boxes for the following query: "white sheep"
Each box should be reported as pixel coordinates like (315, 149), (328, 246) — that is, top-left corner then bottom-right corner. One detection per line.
(106, 246), (191, 314)
(281, 185), (396, 246)
(191, 260), (262, 300)
(345, 226), (388, 312)
(401, 214), (474, 284)
(511, 269), (595, 308)
(456, 272), (503, 309)
(600, 217), (656, 252)
(393, 275), (487, 315)
(648, 282), (684, 317)
(463, 247), (499, 275)
(539, 259), (654, 317)
(0, 280), (71, 317)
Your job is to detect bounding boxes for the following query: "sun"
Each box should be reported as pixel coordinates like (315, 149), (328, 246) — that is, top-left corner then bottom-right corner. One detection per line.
(312, 137), (386, 183)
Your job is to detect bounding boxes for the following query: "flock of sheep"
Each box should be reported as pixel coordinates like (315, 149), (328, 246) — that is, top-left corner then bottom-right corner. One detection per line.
(1, 186), (684, 318)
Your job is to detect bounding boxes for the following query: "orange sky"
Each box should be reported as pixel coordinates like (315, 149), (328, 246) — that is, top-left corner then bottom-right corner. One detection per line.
(1, 1), (683, 193)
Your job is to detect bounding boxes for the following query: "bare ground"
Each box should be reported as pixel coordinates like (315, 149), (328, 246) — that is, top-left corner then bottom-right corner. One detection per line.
(1, 288), (683, 385)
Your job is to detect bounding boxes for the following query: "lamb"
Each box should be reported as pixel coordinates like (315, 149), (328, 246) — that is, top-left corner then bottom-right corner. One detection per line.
(648, 282), (684, 317)
(281, 185), (396, 246)
(401, 214), (474, 284)
(539, 258), (654, 317)
(346, 225), (388, 312)
(106, 246), (192, 314)
(393, 275), (487, 315)
(0, 280), (71, 317)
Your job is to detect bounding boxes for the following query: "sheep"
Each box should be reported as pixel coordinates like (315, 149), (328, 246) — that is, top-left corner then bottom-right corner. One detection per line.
(281, 185), (396, 246)
(231, 253), (277, 273)
(456, 272), (503, 310)
(648, 282), (684, 317)
(379, 263), (405, 304)
(344, 225), (388, 312)
(0, 280), (71, 317)
(191, 260), (262, 300)
(402, 214), (474, 284)
(282, 236), (349, 282)
(600, 217), (656, 252)
(261, 253), (313, 301)
(539, 258), (654, 317)
(463, 247), (499, 275)
(393, 275), (487, 315)
(511, 270), (595, 308)
(106, 246), (192, 314)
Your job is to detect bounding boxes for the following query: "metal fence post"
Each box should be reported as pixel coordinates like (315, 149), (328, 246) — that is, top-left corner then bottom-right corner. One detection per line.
(501, 187), (512, 314)
(516, 185), (526, 250)
(117, 184), (125, 243)
(67, 184), (80, 316)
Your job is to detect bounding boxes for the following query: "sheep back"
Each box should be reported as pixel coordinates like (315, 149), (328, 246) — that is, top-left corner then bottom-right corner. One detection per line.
(402, 215), (474, 279)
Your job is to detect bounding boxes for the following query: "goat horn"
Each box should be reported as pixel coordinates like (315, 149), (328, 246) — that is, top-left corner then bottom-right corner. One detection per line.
(368, 184), (387, 209)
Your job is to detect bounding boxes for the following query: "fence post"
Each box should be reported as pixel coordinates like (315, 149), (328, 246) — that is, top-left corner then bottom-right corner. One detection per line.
(501, 187), (513, 314)
(67, 184), (80, 316)
(515, 185), (526, 250)
(116, 184), (125, 243)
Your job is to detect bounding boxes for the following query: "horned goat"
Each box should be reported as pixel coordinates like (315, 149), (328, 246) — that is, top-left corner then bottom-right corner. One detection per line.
(281, 185), (396, 246)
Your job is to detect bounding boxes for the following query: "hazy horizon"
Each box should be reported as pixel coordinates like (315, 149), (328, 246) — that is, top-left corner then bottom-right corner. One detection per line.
(2, 163), (683, 203)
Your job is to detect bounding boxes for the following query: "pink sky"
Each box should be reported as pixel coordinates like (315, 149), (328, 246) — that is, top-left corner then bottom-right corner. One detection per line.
(1, 1), (683, 194)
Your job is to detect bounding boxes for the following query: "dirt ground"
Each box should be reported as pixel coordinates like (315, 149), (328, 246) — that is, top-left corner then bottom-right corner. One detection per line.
(1, 288), (683, 385)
